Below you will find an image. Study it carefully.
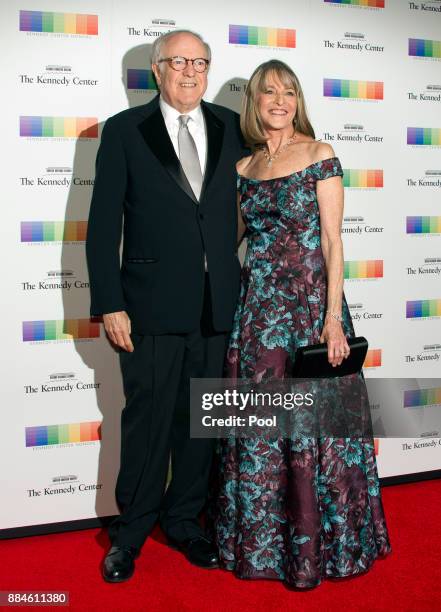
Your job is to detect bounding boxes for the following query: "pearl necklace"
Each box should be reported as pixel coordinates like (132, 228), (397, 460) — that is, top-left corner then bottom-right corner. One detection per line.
(261, 133), (297, 167)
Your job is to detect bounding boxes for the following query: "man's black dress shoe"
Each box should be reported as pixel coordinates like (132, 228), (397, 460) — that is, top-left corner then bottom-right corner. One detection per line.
(102, 545), (139, 583)
(169, 536), (219, 569)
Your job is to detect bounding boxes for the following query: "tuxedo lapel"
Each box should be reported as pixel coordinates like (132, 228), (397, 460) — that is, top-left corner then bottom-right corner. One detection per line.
(200, 102), (224, 202)
(138, 103), (198, 204)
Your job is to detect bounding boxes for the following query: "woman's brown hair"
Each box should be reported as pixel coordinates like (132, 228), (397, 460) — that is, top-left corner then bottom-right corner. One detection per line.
(241, 59), (315, 148)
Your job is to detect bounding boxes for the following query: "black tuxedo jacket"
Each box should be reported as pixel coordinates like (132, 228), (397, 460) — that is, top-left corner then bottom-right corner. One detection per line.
(86, 96), (247, 335)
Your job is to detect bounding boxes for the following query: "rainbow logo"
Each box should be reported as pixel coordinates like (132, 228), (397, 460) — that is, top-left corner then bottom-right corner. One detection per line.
(19, 10), (98, 35)
(343, 169), (383, 188)
(20, 116), (98, 138)
(406, 216), (441, 234)
(23, 319), (100, 342)
(324, 79), (383, 100)
(364, 349), (382, 368)
(127, 69), (157, 90)
(344, 260), (383, 279)
(325, 0), (384, 6)
(229, 25), (295, 48)
(409, 38), (441, 58)
(404, 387), (441, 408)
(407, 128), (441, 145)
(21, 221), (87, 242)
(406, 300), (441, 318)
(26, 421), (101, 447)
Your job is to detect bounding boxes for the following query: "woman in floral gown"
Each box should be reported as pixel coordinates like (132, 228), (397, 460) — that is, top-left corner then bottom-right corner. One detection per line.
(212, 60), (391, 589)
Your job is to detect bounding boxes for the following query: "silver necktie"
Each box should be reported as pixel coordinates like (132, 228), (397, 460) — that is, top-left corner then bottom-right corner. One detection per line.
(178, 115), (203, 201)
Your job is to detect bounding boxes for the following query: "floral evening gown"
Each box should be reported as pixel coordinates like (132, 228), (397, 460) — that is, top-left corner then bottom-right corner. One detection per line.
(212, 157), (391, 589)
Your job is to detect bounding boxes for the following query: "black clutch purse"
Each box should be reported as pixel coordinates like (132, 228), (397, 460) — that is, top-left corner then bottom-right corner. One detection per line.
(292, 336), (368, 378)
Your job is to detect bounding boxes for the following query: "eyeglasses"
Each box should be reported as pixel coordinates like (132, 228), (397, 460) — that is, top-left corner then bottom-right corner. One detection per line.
(158, 56), (210, 73)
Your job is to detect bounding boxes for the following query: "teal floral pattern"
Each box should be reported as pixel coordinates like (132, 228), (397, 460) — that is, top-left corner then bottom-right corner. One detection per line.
(212, 158), (391, 588)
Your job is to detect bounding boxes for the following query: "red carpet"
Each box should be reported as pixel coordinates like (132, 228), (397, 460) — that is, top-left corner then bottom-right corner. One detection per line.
(1, 479), (439, 611)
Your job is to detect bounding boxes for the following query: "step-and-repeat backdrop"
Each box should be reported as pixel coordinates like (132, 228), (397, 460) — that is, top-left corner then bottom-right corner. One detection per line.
(1, 0), (440, 531)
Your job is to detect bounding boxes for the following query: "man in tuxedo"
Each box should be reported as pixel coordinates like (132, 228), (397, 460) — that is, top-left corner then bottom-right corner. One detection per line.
(86, 30), (245, 582)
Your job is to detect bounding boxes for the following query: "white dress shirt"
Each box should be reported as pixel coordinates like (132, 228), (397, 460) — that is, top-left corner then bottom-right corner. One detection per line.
(159, 96), (207, 174)
(159, 96), (208, 270)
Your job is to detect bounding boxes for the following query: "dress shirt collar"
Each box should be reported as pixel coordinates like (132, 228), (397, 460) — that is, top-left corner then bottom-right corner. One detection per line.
(159, 96), (204, 129)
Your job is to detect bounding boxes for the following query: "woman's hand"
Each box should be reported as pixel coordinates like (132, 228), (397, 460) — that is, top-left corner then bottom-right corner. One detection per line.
(320, 317), (350, 367)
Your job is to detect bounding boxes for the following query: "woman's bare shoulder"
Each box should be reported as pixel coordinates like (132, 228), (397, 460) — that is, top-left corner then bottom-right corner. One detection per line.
(290, 138), (336, 168)
(311, 141), (336, 163)
(236, 155), (254, 174)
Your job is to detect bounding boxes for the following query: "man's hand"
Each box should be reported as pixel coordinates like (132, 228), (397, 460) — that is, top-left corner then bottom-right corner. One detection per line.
(103, 311), (134, 352)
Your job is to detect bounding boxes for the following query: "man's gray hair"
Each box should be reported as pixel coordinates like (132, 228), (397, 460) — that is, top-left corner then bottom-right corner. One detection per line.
(151, 29), (211, 68)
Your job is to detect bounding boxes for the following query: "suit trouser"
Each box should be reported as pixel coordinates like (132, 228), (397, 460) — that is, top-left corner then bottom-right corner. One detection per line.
(108, 283), (228, 549)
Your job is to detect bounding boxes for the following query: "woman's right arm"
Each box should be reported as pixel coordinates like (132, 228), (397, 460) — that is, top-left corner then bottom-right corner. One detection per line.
(236, 155), (252, 245)
(237, 191), (246, 244)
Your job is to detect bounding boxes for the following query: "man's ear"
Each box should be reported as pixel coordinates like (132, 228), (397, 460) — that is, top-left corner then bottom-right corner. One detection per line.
(151, 64), (161, 88)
